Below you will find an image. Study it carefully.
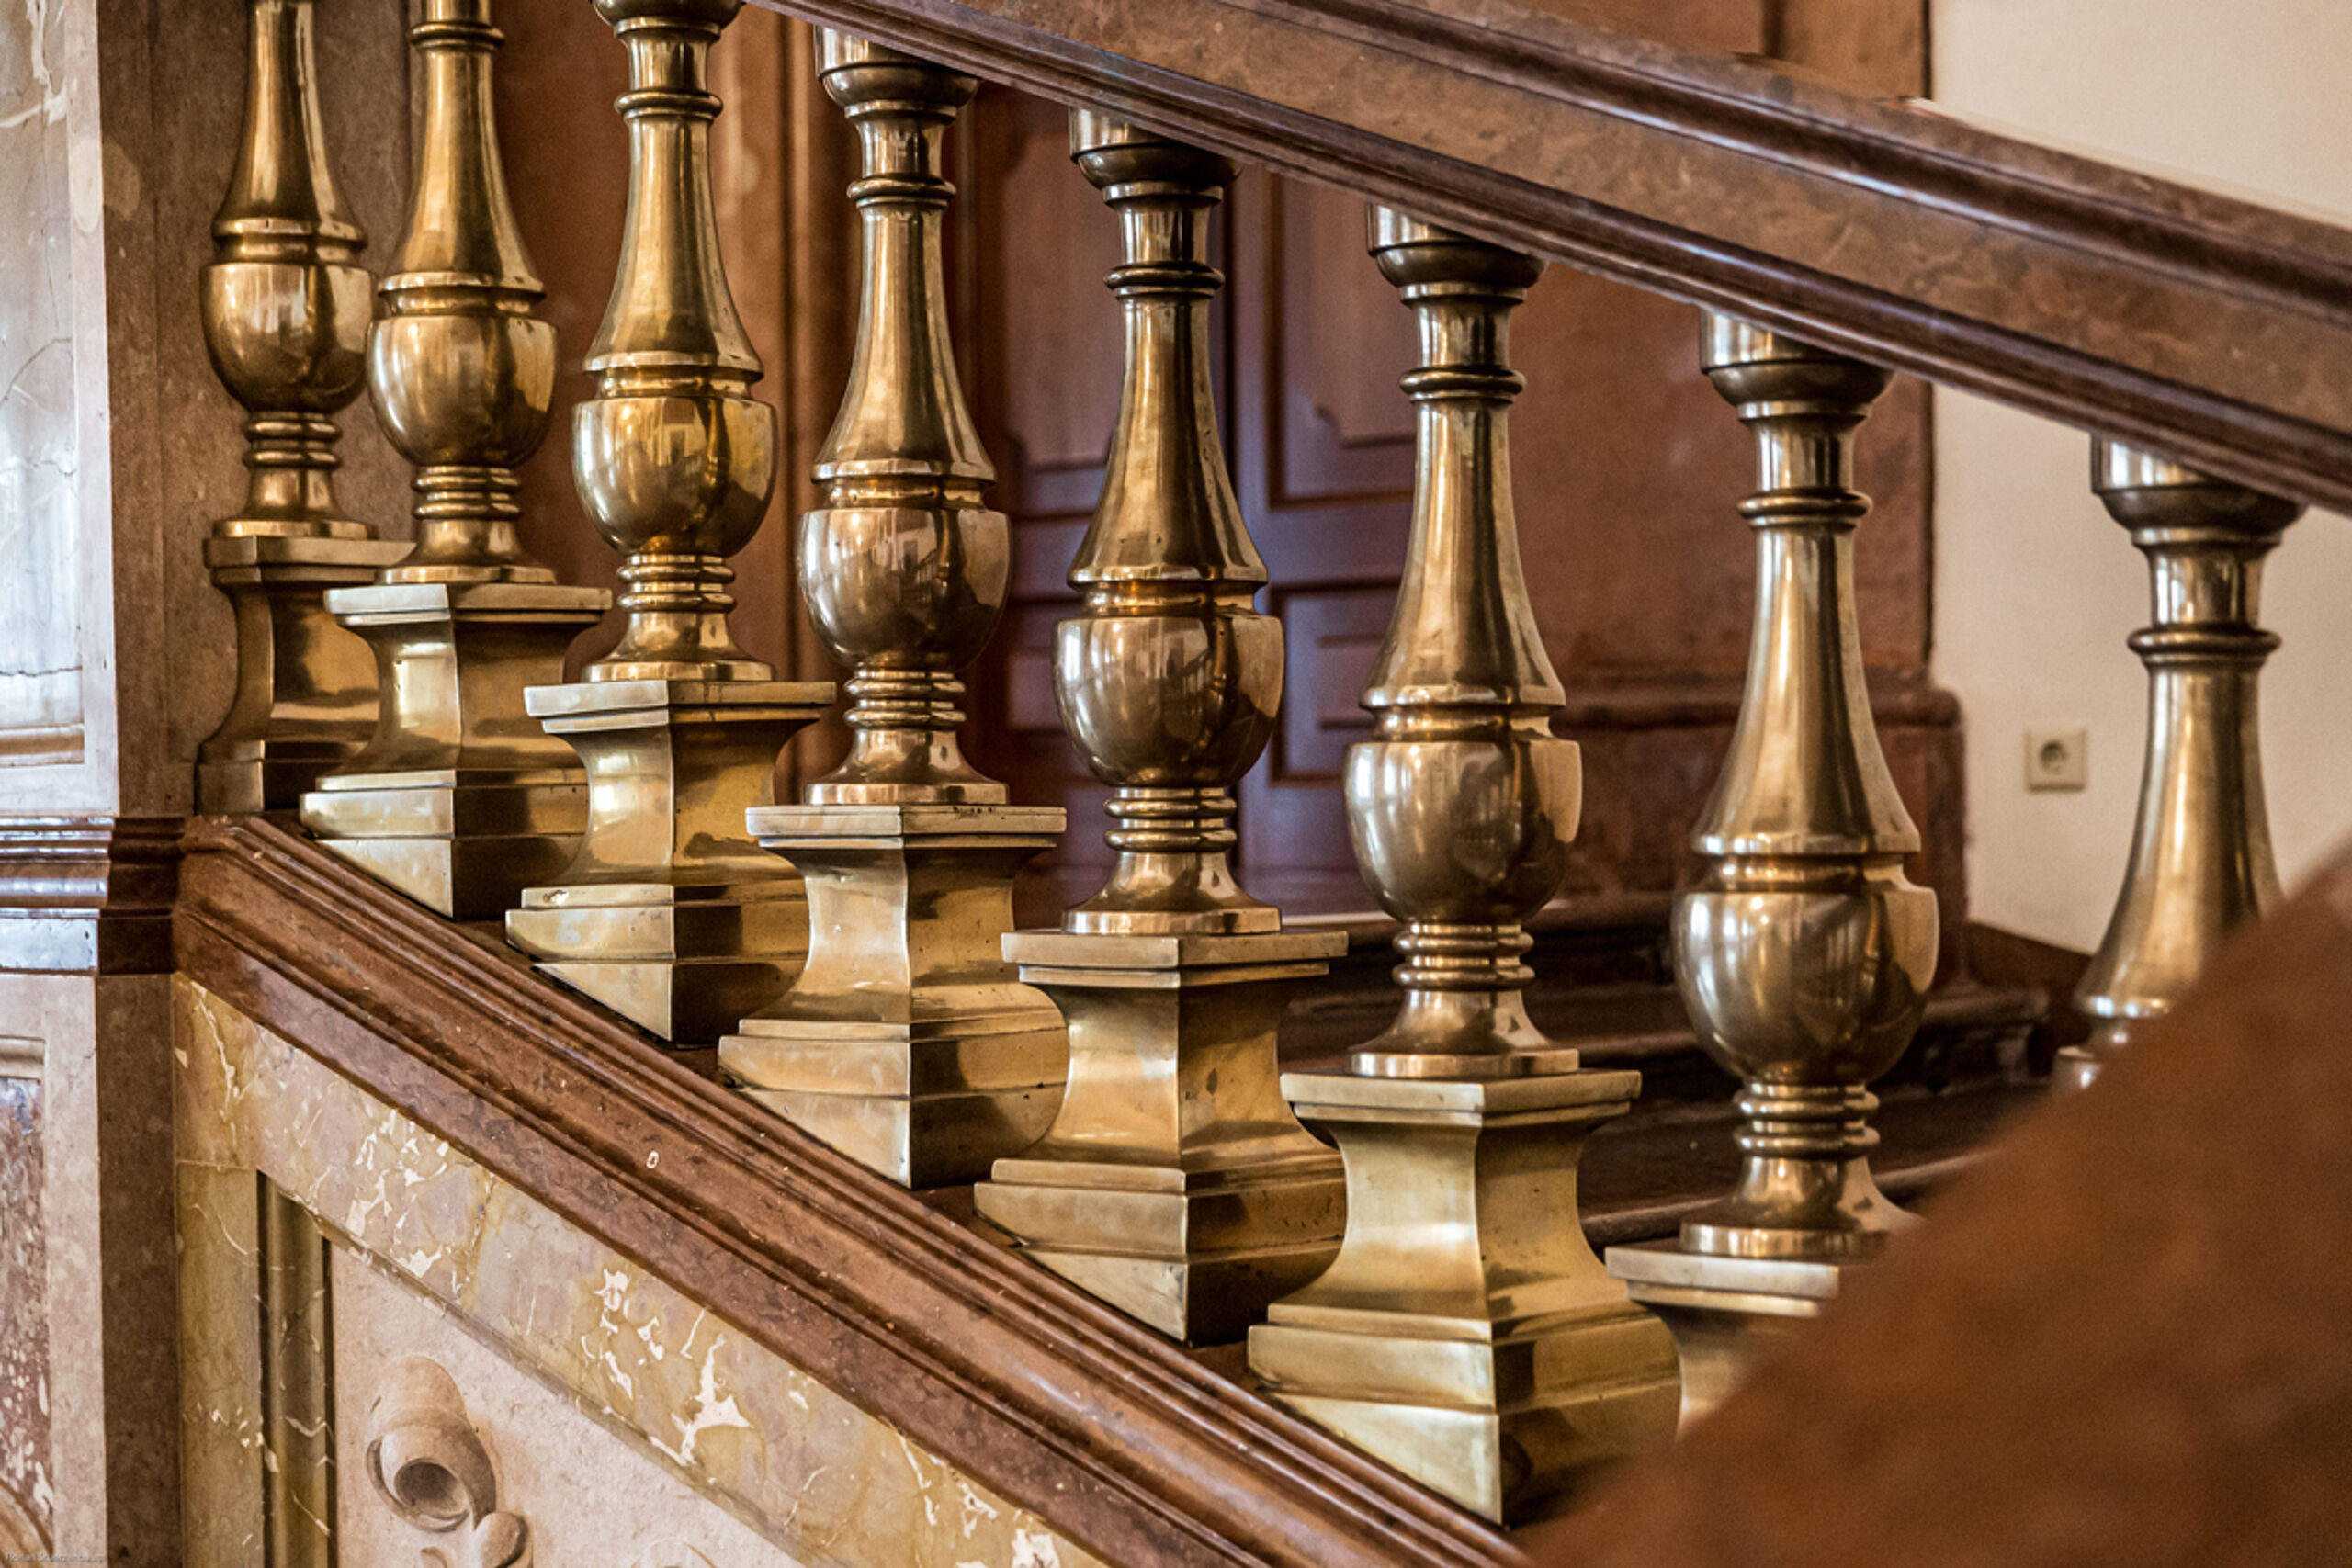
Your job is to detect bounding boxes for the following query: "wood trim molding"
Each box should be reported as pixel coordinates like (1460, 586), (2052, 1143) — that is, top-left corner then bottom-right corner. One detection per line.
(172, 817), (1519, 1568)
(742, 0), (2352, 513)
(0, 816), (180, 973)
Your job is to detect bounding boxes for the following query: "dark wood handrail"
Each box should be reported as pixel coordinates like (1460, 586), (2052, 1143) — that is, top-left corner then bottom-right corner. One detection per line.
(745, 0), (2352, 515)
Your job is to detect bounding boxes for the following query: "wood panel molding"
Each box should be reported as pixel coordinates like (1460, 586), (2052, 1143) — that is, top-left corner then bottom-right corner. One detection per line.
(172, 817), (1518, 1568)
(0, 816), (180, 973)
(742, 0), (2352, 513)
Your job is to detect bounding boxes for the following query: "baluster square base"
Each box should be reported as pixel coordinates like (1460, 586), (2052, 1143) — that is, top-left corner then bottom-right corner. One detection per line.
(974, 929), (1348, 1346)
(303, 773), (586, 919)
(718, 803), (1070, 1188)
(198, 535), (413, 813)
(505, 678), (834, 1045)
(299, 581), (609, 918)
(1250, 1069), (1679, 1523)
(1604, 1241), (1849, 1427)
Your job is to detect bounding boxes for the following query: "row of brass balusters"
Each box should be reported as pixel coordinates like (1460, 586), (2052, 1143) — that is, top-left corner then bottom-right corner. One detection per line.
(196, 0), (2302, 1528)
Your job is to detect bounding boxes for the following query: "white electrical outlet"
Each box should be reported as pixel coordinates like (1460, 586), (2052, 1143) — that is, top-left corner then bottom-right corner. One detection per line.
(2025, 728), (2088, 792)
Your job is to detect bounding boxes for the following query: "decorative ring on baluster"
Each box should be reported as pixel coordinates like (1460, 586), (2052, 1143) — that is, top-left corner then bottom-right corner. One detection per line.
(1103, 789), (1238, 852)
(1393, 923), (1536, 992)
(1731, 1082), (1881, 1160)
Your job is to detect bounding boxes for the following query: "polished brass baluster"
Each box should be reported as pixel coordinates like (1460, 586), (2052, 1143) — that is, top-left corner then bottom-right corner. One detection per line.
(971, 116), (1345, 1346)
(1607, 316), (1935, 1424)
(504, 0), (832, 1044)
(717, 35), (1067, 1186)
(197, 0), (408, 812)
(1248, 211), (1677, 1522)
(299, 0), (611, 918)
(2058, 443), (2301, 1090)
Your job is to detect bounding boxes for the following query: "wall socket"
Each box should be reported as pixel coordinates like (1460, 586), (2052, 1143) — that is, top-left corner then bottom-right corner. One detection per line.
(2025, 728), (2089, 792)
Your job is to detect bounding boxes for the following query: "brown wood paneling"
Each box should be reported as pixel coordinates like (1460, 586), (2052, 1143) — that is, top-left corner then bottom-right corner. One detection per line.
(1261, 176), (1417, 507)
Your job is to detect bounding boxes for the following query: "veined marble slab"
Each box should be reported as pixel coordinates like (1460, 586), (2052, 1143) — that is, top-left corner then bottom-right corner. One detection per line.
(174, 976), (1102, 1568)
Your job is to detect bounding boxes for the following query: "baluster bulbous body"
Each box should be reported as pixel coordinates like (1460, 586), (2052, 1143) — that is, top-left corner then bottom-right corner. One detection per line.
(1609, 315), (1935, 1425)
(1340, 215), (1577, 1080)
(2059, 444), (2300, 1089)
(1248, 212), (1675, 1522)
(574, 0), (775, 684)
(198, 0), (408, 811)
(1055, 127), (1283, 937)
(504, 0), (832, 1043)
(972, 117), (1344, 1346)
(300, 0), (612, 918)
(718, 35), (1066, 1186)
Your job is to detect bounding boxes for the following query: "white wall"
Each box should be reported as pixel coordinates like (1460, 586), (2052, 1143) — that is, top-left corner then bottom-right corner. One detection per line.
(1929, 0), (2352, 951)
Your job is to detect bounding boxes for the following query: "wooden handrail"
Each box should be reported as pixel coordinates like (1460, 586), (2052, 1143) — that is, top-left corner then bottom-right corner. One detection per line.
(745, 0), (2352, 515)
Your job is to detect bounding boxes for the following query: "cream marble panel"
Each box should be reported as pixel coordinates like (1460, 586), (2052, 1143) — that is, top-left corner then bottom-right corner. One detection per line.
(0, 0), (90, 769)
(173, 977), (1102, 1568)
(335, 1248), (799, 1567)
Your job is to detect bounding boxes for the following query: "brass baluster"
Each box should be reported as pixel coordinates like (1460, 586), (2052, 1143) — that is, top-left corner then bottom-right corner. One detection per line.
(504, 0), (832, 1044)
(1248, 211), (1677, 1523)
(299, 0), (611, 918)
(718, 35), (1067, 1187)
(1607, 317), (1935, 1424)
(197, 0), (407, 812)
(2058, 443), (2301, 1089)
(971, 116), (1345, 1346)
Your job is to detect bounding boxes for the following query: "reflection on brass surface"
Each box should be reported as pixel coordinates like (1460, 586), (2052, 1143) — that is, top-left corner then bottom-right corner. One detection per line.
(798, 35), (1007, 808)
(718, 37), (1064, 1185)
(2058, 444), (2301, 1091)
(1052, 117), (1279, 942)
(301, 0), (610, 918)
(722, 805), (1067, 1186)
(972, 118), (1342, 1344)
(1249, 214), (1675, 1520)
(1609, 317), (1933, 1416)
(1600, 1241), (1835, 1427)
(575, 0), (776, 686)
(507, 680), (829, 1041)
(1341, 210), (1577, 1083)
(198, 0), (407, 812)
(1252, 1072), (1679, 1522)
(507, 0), (831, 1041)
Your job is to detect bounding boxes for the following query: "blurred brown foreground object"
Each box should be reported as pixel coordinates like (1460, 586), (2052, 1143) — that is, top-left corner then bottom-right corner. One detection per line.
(1532, 838), (2352, 1568)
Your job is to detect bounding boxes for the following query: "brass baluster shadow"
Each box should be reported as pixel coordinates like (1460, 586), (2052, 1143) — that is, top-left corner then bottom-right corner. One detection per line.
(503, 0), (832, 1044)
(198, 0), (410, 812)
(1607, 315), (1935, 1426)
(970, 117), (1345, 1347)
(300, 0), (611, 918)
(1246, 212), (1676, 1524)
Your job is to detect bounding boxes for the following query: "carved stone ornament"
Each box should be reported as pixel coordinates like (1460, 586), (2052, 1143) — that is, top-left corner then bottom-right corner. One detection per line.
(367, 1355), (531, 1568)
